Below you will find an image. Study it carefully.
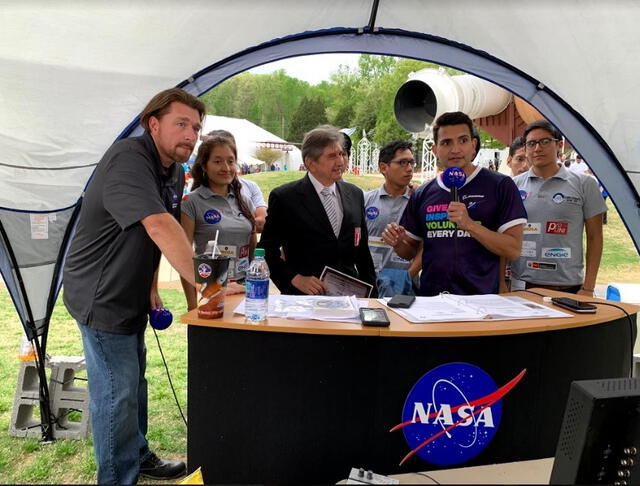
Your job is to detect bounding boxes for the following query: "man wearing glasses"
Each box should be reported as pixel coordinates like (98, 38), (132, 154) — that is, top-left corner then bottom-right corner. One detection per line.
(364, 140), (421, 296)
(510, 120), (606, 296)
(382, 112), (526, 296)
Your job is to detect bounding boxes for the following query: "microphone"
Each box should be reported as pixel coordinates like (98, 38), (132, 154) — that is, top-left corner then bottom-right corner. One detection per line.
(149, 308), (173, 330)
(442, 167), (466, 202)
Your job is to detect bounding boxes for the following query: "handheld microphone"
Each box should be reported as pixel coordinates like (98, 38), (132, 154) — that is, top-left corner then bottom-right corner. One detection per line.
(149, 308), (173, 330)
(442, 167), (466, 202)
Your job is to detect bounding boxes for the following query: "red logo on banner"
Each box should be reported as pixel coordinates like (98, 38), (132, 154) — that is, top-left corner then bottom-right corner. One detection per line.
(546, 221), (568, 235)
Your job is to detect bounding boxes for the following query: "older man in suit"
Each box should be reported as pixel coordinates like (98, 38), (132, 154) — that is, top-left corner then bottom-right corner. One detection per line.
(259, 126), (377, 296)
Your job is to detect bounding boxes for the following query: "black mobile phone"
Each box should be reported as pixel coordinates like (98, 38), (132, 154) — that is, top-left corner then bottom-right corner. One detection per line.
(359, 308), (391, 327)
(387, 295), (416, 308)
(551, 297), (597, 313)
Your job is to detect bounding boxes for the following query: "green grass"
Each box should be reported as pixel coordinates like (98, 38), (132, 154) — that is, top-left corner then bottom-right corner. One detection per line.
(0, 172), (638, 484)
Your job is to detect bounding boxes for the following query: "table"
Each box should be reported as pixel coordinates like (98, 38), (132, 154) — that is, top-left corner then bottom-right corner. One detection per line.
(182, 290), (637, 484)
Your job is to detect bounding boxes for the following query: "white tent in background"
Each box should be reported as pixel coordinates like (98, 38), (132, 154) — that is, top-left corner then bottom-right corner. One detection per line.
(0, 1), (639, 387)
(201, 115), (302, 171)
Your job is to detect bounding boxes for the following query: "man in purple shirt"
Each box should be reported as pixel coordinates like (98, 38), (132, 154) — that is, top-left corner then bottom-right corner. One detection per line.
(382, 112), (526, 296)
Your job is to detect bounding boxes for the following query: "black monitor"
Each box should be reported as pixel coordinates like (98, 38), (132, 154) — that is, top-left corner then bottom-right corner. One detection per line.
(551, 378), (640, 485)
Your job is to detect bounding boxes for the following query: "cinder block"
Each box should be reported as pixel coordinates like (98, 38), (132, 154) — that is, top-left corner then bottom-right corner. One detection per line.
(48, 356), (87, 400)
(8, 397), (42, 438)
(11, 355), (91, 440)
(50, 396), (91, 440)
(14, 361), (40, 400)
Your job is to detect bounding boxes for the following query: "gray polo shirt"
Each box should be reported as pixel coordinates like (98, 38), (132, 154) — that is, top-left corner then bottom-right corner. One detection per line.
(510, 166), (606, 286)
(240, 178), (267, 208)
(364, 185), (411, 272)
(182, 185), (255, 281)
(63, 132), (184, 334)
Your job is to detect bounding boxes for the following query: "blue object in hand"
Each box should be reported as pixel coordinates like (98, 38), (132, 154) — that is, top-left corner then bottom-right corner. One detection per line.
(149, 308), (173, 330)
(442, 166), (466, 202)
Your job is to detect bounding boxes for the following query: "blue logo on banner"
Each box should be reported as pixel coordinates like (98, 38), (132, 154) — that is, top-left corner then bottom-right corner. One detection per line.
(204, 209), (222, 224)
(392, 363), (526, 467)
(366, 206), (380, 220)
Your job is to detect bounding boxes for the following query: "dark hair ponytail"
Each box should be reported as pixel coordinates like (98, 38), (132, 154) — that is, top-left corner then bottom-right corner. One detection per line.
(230, 177), (255, 230)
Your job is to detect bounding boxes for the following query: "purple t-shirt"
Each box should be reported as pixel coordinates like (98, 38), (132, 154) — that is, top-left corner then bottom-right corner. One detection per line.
(400, 167), (526, 296)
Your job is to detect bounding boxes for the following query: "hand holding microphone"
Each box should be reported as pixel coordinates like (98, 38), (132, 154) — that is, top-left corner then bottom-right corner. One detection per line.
(442, 167), (471, 229)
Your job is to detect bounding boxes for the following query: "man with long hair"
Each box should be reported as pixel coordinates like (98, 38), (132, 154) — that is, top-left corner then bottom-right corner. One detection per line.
(63, 88), (204, 484)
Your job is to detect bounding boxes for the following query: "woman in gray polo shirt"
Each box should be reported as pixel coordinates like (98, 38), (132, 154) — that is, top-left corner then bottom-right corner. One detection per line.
(181, 136), (256, 310)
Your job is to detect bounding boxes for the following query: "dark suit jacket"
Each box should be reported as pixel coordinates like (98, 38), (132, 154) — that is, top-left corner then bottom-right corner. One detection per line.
(259, 174), (377, 296)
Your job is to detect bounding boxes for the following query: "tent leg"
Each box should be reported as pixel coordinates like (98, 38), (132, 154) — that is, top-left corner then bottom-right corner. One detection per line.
(31, 336), (55, 443)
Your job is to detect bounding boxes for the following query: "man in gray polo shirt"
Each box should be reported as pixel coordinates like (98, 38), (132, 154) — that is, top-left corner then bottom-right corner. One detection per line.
(510, 120), (606, 296)
(364, 140), (420, 296)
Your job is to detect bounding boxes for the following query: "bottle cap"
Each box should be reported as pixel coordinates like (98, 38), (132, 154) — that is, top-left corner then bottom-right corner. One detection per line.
(149, 308), (173, 330)
(254, 248), (265, 258)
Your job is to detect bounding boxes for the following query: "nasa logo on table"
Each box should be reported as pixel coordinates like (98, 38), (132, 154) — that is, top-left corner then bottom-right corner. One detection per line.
(204, 209), (222, 224)
(391, 362), (526, 467)
(366, 206), (380, 220)
(198, 263), (212, 279)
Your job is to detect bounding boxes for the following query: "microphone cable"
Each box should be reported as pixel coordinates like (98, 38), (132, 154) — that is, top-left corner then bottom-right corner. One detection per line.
(152, 327), (188, 428)
(522, 289), (636, 377)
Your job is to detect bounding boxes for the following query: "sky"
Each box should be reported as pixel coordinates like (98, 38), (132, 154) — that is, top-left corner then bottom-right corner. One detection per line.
(248, 53), (362, 85)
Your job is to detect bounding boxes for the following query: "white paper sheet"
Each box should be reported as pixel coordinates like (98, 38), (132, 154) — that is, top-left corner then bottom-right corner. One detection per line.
(378, 294), (572, 323)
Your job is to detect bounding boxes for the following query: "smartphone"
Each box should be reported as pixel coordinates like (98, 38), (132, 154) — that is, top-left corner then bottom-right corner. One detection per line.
(387, 295), (416, 308)
(551, 297), (597, 313)
(359, 308), (391, 327)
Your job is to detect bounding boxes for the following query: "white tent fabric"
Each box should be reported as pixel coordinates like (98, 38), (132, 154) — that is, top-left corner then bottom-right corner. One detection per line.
(0, 1), (639, 226)
(201, 115), (302, 169)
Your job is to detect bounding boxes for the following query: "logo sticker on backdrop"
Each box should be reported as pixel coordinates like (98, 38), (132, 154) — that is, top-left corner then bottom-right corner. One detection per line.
(366, 206), (380, 220)
(546, 221), (568, 235)
(552, 193), (565, 204)
(391, 362), (526, 467)
(204, 209), (222, 224)
(197, 263), (212, 279)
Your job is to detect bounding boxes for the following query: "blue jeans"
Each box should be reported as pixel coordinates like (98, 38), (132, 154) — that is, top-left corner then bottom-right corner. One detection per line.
(79, 324), (151, 485)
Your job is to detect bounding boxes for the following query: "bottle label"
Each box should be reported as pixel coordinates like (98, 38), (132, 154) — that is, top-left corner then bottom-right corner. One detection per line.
(246, 279), (269, 299)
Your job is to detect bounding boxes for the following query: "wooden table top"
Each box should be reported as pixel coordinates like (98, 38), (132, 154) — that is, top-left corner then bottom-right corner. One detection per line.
(181, 288), (638, 338)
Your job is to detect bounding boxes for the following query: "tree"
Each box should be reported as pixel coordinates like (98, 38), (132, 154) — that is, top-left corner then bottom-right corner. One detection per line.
(287, 96), (328, 144)
(254, 147), (281, 165)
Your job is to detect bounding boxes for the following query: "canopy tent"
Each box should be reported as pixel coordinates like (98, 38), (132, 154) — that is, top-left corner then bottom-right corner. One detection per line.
(0, 1), (639, 437)
(201, 115), (302, 170)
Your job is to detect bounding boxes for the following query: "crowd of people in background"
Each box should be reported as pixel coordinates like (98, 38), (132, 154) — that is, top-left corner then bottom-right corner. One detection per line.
(61, 87), (610, 485)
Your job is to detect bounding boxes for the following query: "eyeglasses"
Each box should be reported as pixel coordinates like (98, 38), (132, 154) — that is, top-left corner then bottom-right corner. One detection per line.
(388, 159), (416, 167)
(525, 138), (559, 149)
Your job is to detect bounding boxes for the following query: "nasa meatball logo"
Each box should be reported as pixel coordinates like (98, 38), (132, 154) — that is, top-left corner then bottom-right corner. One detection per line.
(392, 363), (526, 466)
(204, 209), (222, 224)
(197, 263), (212, 279)
(366, 206), (380, 220)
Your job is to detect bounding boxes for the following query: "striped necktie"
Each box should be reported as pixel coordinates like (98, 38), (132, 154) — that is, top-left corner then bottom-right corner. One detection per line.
(320, 187), (340, 237)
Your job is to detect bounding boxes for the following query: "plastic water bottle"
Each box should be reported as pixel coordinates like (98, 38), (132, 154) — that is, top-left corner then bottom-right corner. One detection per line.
(245, 248), (270, 323)
(18, 335), (36, 361)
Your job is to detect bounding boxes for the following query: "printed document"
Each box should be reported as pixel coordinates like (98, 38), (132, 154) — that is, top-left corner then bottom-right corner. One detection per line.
(379, 294), (572, 323)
